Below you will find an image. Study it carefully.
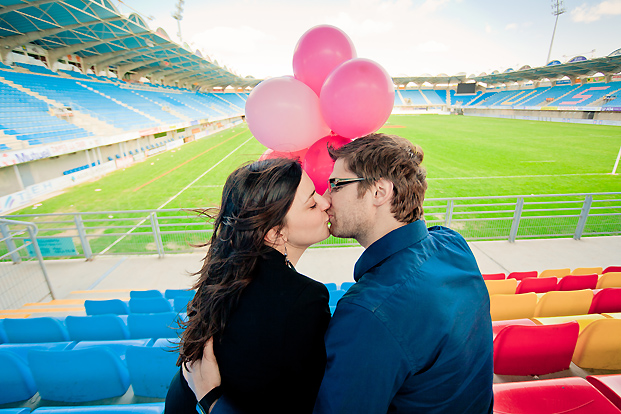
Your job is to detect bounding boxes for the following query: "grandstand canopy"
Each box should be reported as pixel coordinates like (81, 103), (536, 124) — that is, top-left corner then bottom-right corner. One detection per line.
(393, 74), (468, 86)
(0, 0), (260, 88)
(473, 54), (621, 85)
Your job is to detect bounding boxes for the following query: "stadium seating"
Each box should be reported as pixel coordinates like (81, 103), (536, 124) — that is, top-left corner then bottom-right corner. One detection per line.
(0, 320), (7, 344)
(449, 90), (481, 106)
(3, 317), (70, 343)
(129, 297), (174, 313)
(164, 289), (195, 300)
(328, 289), (346, 306)
(0, 409), (30, 414)
(572, 319), (621, 369)
(598, 272), (621, 289)
(65, 315), (130, 341)
(126, 340), (179, 398)
(493, 377), (621, 413)
(507, 270), (537, 280)
(491, 318), (537, 338)
(587, 374), (621, 411)
(515, 277), (557, 294)
(533, 289), (593, 317)
(589, 288), (621, 314)
(30, 404), (165, 413)
(399, 90), (428, 105)
(127, 312), (180, 339)
(557, 82), (617, 106)
(572, 267), (603, 275)
(28, 347), (131, 402)
(489, 293), (537, 321)
(492, 321), (579, 375)
(130, 290), (164, 299)
(604, 266), (621, 274)
(340, 282), (355, 291)
(532, 314), (606, 333)
(482, 273), (505, 280)
(539, 268), (570, 278)
(420, 90), (446, 104)
(0, 350), (37, 404)
(557, 274), (598, 291)
(484, 279), (517, 295)
(85, 299), (129, 315)
(323, 283), (337, 291)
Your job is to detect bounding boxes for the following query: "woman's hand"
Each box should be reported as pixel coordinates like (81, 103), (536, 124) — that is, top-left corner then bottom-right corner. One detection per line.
(183, 337), (222, 401)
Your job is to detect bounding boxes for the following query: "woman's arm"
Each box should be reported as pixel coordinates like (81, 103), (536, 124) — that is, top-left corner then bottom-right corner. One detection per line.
(183, 338), (222, 413)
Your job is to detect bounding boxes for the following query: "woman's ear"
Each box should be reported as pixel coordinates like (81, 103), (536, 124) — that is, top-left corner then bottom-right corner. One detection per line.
(264, 227), (287, 247)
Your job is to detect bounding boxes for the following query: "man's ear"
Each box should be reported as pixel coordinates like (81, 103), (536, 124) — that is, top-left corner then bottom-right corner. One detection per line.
(372, 178), (394, 207)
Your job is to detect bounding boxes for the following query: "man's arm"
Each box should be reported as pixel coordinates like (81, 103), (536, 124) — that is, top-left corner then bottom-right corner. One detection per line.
(313, 303), (410, 414)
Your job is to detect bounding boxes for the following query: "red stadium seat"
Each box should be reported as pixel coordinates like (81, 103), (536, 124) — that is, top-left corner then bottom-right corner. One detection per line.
(492, 321), (579, 376)
(507, 270), (537, 280)
(493, 377), (621, 413)
(589, 288), (621, 314)
(491, 318), (536, 339)
(515, 277), (558, 294)
(587, 374), (621, 410)
(557, 274), (598, 291)
(604, 266), (621, 274)
(483, 273), (505, 280)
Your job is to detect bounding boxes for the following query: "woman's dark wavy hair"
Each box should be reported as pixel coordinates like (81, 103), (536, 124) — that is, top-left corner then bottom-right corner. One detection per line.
(177, 158), (303, 367)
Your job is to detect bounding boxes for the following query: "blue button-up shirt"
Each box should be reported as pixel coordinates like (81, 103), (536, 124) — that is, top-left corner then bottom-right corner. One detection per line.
(314, 220), (493, 414)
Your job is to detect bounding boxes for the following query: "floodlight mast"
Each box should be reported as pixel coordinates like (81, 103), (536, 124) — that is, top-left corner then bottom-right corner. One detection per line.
(172, 0), (185, 43)
(546, 0), (565, 65)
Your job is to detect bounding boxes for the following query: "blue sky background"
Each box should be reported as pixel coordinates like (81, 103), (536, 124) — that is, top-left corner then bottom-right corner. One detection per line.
(111, 0), (621, 79)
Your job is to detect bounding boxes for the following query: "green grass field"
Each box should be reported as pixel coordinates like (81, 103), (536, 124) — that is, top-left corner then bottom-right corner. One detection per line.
(3, 114), (620, 256)
(10, 114), (621, 215)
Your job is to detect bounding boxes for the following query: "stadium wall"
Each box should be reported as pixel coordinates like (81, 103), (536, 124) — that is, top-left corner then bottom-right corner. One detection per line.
(462, 108), (621, 126)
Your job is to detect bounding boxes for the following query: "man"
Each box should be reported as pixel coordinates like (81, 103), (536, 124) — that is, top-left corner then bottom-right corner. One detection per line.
(314, 133), (493, 413)
(185, 133), (493, 414)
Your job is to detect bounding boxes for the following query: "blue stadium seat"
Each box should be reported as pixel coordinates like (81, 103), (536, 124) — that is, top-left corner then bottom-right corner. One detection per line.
(130, 290), (164, 299)
(31, 403), (165, 413)
(129, 297), (173, 314)
(28, 348), (131, 402)
(3, 317), (70, 343)
(173, 295), (193, 313)
(0, 409), (31, 414)
(164, 289), (195, 300)
(329, 290), (346, 306)
(126, 343), (179, 398)
(340, 282), (355, 291)
(127, 312), (181, 339)
(324, 283), (337, 291)
(65, 315), (130, 341)
(72, 339), (151, 362)
(0, 320), (7, 344)
(0, 350), (37, 404)
(84, 299), (129, 315)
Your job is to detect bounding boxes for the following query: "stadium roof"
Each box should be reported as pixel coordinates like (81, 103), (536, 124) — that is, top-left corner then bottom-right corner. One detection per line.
(0, 0), (260, 88)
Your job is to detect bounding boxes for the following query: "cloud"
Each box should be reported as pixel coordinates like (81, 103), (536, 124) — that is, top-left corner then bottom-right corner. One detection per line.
(571, 0), (621, 23)
(505, 23), (518, 30)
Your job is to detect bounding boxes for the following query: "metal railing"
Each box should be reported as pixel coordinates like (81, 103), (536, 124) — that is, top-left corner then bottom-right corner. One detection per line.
(0, 218), (55, 310)
(0, 192), (619, 260)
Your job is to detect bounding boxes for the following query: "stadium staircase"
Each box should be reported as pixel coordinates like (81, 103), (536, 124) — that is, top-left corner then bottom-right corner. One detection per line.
(395, 89), (406, 105)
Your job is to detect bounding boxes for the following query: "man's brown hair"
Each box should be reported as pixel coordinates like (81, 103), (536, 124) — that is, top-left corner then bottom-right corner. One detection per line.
(328, 133), (427, 223)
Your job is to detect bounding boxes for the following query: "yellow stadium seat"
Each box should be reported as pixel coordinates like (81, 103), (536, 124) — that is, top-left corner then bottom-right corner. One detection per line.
(485, 279), (517, 296)
(532, 314), (606, 333)
(572, 319), (621, 369)
(490, 293), (537, 321)
(539, 268), (571, 278)
(597, 272), (621, 289)
(603, 313), (621, 319)
(571, 267), (603, 276)
(534, 289), (594, 318)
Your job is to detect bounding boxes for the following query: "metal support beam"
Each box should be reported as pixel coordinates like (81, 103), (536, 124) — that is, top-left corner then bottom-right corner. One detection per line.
(116, 58), (162, 78)
(509, 197), (524, 243)
(47, 33), (136, 70)
(0, 0), (57, 16)
(574, 195), (593, 240)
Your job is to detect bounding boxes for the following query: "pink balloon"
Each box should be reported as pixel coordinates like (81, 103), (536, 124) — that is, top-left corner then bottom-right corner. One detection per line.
(293, 25), (357, 96)
(259, 147), (308, 162)
(302, 134), (352, 195)
(320, 58), (395, 139)
(246, 76), (330, 152)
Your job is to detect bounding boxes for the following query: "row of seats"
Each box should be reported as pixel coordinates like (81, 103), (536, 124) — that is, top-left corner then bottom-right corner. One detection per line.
(483, 265), (620, 280)
(83, 289), (195, 316)
(485, 273), (621, 295)
(0, 404), (164, 413)
(493, 316), (621, 375)
(0, 337), (179, 404)
(0, 313), (184, 344)
(488, 288), (621, 321)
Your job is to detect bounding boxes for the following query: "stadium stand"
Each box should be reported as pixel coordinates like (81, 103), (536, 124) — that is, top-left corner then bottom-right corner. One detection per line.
(489, 293), (537, 321)
(598, 272), (621, 289)
(508, 270), (538, 280)
(533, 289), (593, 318)
(572, 319), (621, 369)
(587, 375), (621, 411)
(557, 274), (599, 291)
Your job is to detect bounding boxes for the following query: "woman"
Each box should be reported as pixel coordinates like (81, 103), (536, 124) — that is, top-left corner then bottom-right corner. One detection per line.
(165, 158), (332, 414)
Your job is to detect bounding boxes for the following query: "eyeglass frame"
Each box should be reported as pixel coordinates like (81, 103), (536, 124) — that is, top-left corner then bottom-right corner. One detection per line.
(328, 177), (369, 192)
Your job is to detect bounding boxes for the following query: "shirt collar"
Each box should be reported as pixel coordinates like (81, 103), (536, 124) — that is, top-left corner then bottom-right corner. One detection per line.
(353, 220), (429, 281)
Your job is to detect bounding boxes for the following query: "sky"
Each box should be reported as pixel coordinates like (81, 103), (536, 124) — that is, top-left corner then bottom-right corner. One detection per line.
(110, 0), (621, 79)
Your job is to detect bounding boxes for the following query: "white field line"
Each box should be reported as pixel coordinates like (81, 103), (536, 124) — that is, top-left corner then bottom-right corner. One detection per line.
(428, 173), (609, 181)
(99, 136), (253, 255)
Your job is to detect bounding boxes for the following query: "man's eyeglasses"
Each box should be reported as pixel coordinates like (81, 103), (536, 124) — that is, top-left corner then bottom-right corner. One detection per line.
(328, 177), (367, 192)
